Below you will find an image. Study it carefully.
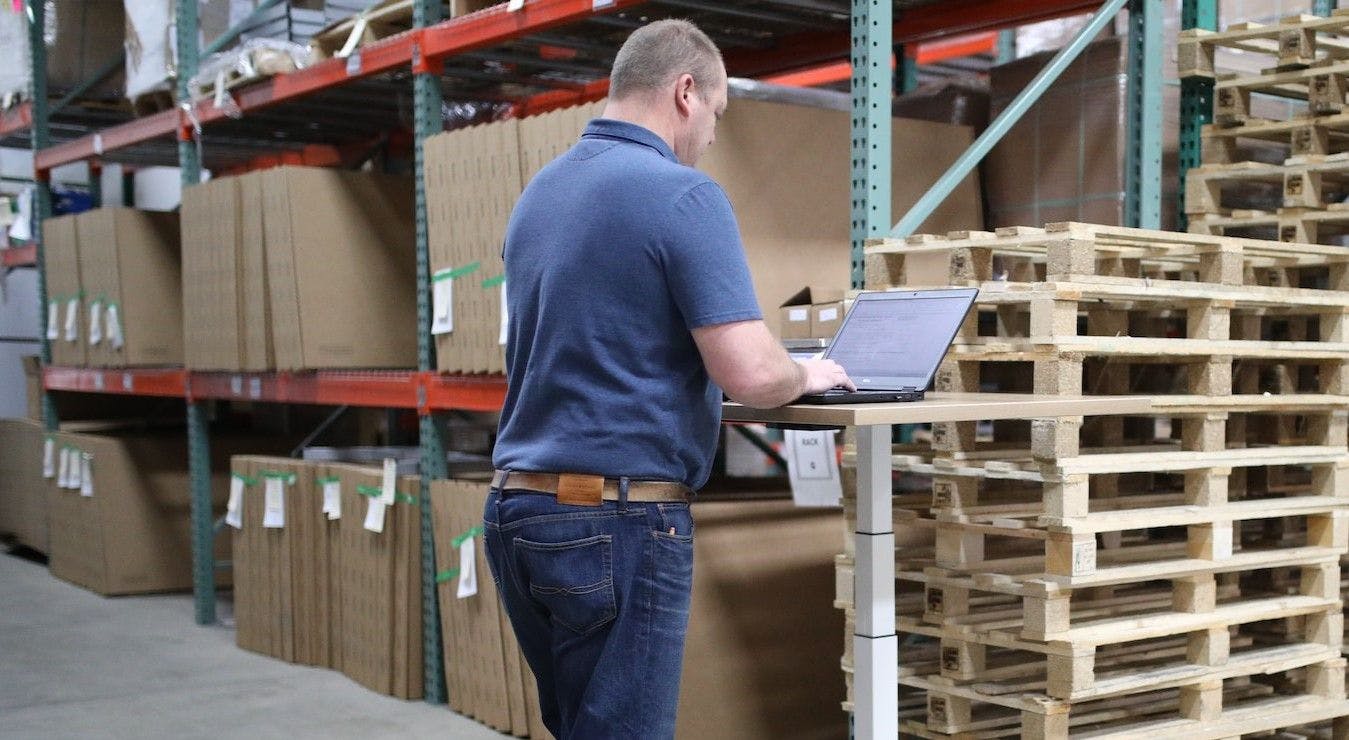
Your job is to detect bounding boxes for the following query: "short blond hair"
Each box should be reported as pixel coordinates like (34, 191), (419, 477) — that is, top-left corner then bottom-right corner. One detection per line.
(609, 19), (724, 102)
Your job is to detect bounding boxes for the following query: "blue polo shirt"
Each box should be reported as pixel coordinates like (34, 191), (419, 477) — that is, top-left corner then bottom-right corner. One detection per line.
(493, 119), (762, 490)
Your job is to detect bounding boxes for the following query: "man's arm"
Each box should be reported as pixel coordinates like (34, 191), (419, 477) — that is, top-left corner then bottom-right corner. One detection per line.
(693, 319), (855, 409)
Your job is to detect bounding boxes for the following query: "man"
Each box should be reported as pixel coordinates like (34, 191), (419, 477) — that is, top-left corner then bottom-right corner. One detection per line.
(482, 19), (854, 739)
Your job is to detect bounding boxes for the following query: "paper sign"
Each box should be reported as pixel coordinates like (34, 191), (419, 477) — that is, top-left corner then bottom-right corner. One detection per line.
(499, 280), (509, 346)
(225, 476), (244, 529)
(457, 537), (478, 598)
(380, 458), (397, 505)
(363, 498), (386, 533)
(818, 307), (839, 322)
(784, 429), (842, 507)
(67, 449), (83, 491)
(106, 304), (124, 350)
(88, 300), (103, 344)
(63, 298), (79, 342)
(432, 270), (453, 335)
(322, 480), (341, 520)
(42, 437), (54, 479)
(46, 301), (58, 340)
(262, 477), (285, 528)
(788, 308), (809, 322)
(79, 454), (93, 497)
(56, 447), (70, 487)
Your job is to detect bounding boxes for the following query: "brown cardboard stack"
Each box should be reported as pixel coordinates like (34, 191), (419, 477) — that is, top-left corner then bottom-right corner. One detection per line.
(779, 286), (846, 341)
(45, 428), (236, 596)
(181, 167), (417, 371)
(430, 479), (547, 737)
(230, 456), (423, 699)
(75, 207), (183, 367)
(424, 96), (981, 368)
(42, 214), (86, 368)
(0, 418), (52, 554)
(985, 36), (1180, 230)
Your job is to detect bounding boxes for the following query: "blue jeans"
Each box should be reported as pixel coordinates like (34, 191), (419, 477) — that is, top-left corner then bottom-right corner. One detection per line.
(482, 484), (695, 740)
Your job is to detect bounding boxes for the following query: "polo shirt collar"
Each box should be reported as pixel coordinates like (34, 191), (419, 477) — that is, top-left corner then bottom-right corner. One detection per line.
(583, 118), (679, 163)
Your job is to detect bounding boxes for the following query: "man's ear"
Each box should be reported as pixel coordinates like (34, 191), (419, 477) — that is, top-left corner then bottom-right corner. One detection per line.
(674, 73), (695, 117)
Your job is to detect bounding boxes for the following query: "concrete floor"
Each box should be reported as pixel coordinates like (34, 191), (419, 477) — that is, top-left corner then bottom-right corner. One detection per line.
(0, 550), (509, 739)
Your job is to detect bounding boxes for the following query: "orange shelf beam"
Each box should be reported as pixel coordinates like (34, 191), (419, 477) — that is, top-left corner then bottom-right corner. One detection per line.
(44, 367), (188, 397)
(2, 244), (36, 267)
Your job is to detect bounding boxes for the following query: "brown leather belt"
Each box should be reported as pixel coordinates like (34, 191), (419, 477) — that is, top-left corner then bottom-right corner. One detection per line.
(492, 470), (690, 503)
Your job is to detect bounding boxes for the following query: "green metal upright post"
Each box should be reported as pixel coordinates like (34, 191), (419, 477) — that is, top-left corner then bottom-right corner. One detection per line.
(176, 0), (214, 627)
(1124, 0), (1164, 229)
(897, 49), (918, 95)
(1315, 0), (1337, 16)
(1179, 0), (1217, 230)
(850, 0), (892, 290)
(27, 0), (57, 432)
(413, 0), (448, 706)
(996, 29), (1017, 65)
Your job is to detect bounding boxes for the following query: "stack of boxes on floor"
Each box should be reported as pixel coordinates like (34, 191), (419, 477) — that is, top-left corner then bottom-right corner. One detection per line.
(850, 223), (1349, 736)
(1183, 12), (1349, 243)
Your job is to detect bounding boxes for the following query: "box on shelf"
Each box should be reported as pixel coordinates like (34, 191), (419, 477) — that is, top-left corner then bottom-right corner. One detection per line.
(42, 214), (86, 368)
(75, 208), (183, 368)
(0, 418), (52, 554)
(124, 0), (240, 102)
(3, 1), (126, 105)
(778, 286), (845, 341)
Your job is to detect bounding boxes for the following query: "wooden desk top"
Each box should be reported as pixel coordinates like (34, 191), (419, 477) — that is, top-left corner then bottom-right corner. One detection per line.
(722, 392), (1154, 426)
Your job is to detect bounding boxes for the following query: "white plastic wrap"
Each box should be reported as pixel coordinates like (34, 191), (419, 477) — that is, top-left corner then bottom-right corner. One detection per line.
(0, 7), (32, 107)
(124, 0), (175, 100)
(187, 37), (312, 103)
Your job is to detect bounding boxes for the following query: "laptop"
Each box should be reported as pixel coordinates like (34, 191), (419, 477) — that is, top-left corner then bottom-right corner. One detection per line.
(796, 288), (979, 404)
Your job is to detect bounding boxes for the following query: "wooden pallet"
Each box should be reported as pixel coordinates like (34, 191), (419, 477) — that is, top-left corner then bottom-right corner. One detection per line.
(1188, 203), (1349, 244)
(1200, 112), (1349, 164)
(309, 1), (487, 59)
(1187, 154), (1349, 216)
(1179, 12), (1349, 81)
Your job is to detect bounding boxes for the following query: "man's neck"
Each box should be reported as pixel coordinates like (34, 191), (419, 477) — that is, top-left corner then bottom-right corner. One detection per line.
(601, 97), (677, 154)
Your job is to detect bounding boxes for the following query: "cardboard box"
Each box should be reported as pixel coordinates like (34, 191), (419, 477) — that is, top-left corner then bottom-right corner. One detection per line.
(238, 172), (274, 371)
(75, 207), (183, 367)
(23, 356), (42, 422)
(42, 214), (86, 368)
(811, 300), (845, 340)
(676, 498), (846, 740)
(261, 167), (417, 370)
(0, 418), (51, 554)
(46, 428), (238, 596)
(181, 177), (245, 370)
(779, 286), (844, 340)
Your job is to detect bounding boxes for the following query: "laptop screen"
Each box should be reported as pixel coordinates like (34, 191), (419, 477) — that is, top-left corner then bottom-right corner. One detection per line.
(824, 289), (977, 390)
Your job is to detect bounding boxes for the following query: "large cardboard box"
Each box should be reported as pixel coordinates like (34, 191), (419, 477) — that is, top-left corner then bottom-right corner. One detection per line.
(238, 172), (275, 371)
(0, 418), (51, 554)
(43, 214), (86, 368)
(75, 208), (183, 368)
(181, 177), (245, 370)
(46, 429), (233, 595)
(261, 167), (417, 370)
(676, 499), (846, 740)
(430, 479), (542, 736)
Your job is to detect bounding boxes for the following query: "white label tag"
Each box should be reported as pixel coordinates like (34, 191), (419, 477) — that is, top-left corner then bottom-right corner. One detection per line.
(42, 438), (55, 479)
(106, 304), (124, 350)
(788, 308), (809, 322)
(262, 478), (285, 528)
(508, 0), (525, 10)
(817, 307), (839, 322)
(79, 454), (93, 497)
(225, 476), (244, 529)
(363, 498), (386, 533)
(63, 298), (79, 342)
(230, 376), (243, 395)
(380, 458), (398, 505)
(249, 377), (262, 399)
(88, 300), (103, 345)
(432, 271), (453, 335)
(57, 447), (71, 488)
(784, 429), (842, 507)
(46, 301), (58, 340)
(499, 280), (509, 346)
(67, 449), (83, 491)
(322, 480), (342, 520)
(457, 537), (478, 598)
(345, 51), (361, 76)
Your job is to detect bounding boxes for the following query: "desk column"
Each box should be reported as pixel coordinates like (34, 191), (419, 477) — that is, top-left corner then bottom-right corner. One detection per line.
(854, 423), (897, 738)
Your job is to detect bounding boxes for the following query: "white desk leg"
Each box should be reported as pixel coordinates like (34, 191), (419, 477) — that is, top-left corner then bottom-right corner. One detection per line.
(854, 423), (897, 739)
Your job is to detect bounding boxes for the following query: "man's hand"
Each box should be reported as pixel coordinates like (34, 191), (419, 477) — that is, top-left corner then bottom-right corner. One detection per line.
(797, 358), (856, 394)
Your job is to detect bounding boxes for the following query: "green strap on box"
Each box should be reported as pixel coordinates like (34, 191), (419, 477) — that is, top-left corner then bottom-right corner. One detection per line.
(231, 472), (259, 486)
(451, 525), (485, 549)
(481, 274), (505, 289)
(314, 476), (341, 486)
(355, 484), (382, 499)
(259, 470), (297, 484)
(435, 568), (460, 584)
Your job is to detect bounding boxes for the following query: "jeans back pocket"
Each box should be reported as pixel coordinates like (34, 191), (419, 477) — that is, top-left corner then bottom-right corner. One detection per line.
(516, 534), (617, 635)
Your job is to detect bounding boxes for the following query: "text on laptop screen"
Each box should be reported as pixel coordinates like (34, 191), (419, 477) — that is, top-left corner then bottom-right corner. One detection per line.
(827, 294), (969, 386)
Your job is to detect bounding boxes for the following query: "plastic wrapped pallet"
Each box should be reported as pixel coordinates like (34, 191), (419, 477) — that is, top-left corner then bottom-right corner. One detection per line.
(125, 0), (246, 101)
(0, 6), (31, 108)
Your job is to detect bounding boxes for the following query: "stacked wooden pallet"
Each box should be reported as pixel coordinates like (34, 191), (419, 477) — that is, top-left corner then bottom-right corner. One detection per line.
(1181, 11), (1349, 243)
(833, 222), (1349, 737)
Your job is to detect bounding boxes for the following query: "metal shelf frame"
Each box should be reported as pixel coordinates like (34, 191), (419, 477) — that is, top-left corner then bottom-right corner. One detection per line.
(19, 0), (1172, 730)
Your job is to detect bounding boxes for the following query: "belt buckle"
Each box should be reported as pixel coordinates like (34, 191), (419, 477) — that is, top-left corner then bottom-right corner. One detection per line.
(557, 473), (604, 507)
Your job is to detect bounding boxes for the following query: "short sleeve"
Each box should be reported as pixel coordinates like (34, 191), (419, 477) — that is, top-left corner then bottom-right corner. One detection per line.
(660, 181), (764, 330)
